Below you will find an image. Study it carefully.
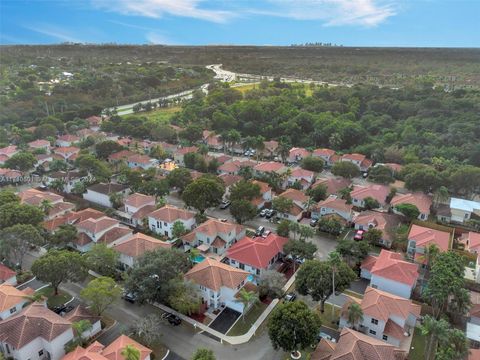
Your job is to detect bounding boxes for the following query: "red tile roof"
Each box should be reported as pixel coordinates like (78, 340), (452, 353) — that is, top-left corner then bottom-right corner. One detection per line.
(361, 250), (419, 287)
(289, 147), (311, 158)
(148, 205), (195, 223)
(182, 219), (243, 242)
(28, 139), (50, 148)
(102, 334), (152, 360)
(351, 184), (390, 205)
(98, 226), (132, 245)
(353, 211), (401, 242)
(312, 177), (351, 195)
(391, 192), (432, 214)
(127, 154), (154, 164)
(291, 167), (315, 178)
(177, 146), (198, 155)
(227, 233), (288, 269)
(124, 193), (155, 208)
(461, 231), (480, 253)
(114, 233), (171, 258)
(312, 148), (335, 157)
(316, 196), (353, 213)
(279, 188), (309, 204)
(108, 150), (136, 161)
(408, 224), (451, 251)
(0, 265), (16, 282)
(342, 153), (366, 162)
(57, 134), (80, 142)
(76, 216), (119, 234)
(218, 173), (242, 187)
(254, 161), (285, 173)
(0, 284), (32, 312)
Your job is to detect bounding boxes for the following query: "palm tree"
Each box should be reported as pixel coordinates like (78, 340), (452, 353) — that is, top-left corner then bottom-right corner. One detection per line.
(235, 288), (259, 322)
(420, 315), (450, 360)
(72, 320), (93, 347)
(121, 345), (141, 360)
(278, 142), (290, 164)
(50, 179), (66, 193)
(347, 302), (363, 330)
(254, 135), (265, 161)
(189, 248), (201, 264)
(433, 186), (449, 208)
(40, 199), (53, 215)
(228, 129), (241, 155)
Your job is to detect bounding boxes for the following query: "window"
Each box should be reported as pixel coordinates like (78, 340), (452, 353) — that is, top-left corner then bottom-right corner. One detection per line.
(256, 269), (260, 275)
(239, 263), (245, 270)
(371, 318), (378, 325)
(164, 222), (167, 226)
(156, 221), (160, 228)
(9, 307), (16, 314)
(371, 284), (378, 289)
(38, 350), (44, 356)
(383, 335), (388, 341)
(369, 330), (376, 335)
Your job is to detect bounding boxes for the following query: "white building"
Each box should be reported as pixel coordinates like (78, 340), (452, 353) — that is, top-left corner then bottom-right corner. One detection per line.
(312, 195), (353, 221)
(148, 205), (196, 239)
(0, 284), (32, 320)
(449, 197), (480, 224)
(83, 183), (130, 208)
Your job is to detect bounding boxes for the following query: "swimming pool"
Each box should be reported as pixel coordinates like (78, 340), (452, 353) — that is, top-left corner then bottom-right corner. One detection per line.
(193, 255), (206, 263)
(247, 274), (254, 282)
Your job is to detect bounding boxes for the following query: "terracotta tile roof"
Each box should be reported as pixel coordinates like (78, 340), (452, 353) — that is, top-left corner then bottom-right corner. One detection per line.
(0, 145), (18, 156)
(0, 303), (72, 348)
(311, 337), (337, 360)
(185, 258), (249, 291)
(312, 177), (351, 195)
(87, 183), (128, 195)
(182, 219), (242, 242)
(351, 185), (390, 205)
(49, 201), (75, 217)
(28, 139), (50, 148)
(75, 233), (93, 246)
(461, 231), (480, 252)
(102, 334), (152, 360)
(0, 168), (22, 179)
(131, 205), (156, 221)
(64, 305), (101, 327)
(86, 115), (102, 125)
(18, 188), (63, 205)
(57, 134), (80, 142)
(353, 211), (401, 242)
(227, 233), (288, 269)
(148, 205), (195, 223)
(342, 153), (366, 162)
(312, 328), (405, 360)
(263, 140), (279, 152)
(216, 155), (232, 164)
(408, 224), (451, 251)
(54, 146), (80, 154)
(207, 135), (222, 147)
(211, 237), (227, 248)
(218, 174), (242, 187)
(0, 265), (16, 282)
(383, 319), (406, 339)
(254, 161), (285, 173)
(108, 150), (136, 162)
(251, 180), (271, 193)
(127, 154), (155, 164)
(0, 284), (32, 312)
(77, 216), (119, 234)
(469, 349), (480, 360)
(359, 287), (421, 323)
(279, 188), (309, 204)
(67, 208), (105, 224)
(177, 146), (198, 155)
(289, 147), (311, 158)
(291, 167), (315, 178)
(98, 226), (133, 245)
(124, 193), (155, 208)
(361, 250), (419, 287)
(218, 161), (241, 173)
(62, 345), (107, 360)
(114, 233), (172, 258)
(316, 196), (353, 213)
(312, 148), (335, 158)
(391, 192), (432, 215)
(43, 215), (69, 231)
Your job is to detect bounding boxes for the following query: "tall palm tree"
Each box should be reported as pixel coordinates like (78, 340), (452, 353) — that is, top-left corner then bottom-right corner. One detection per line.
(72, 320), (93, 347)
(121, 345), (141, 360)
(228, 129), (241, 155)
(433, 186), (449, 208)
(347, 302), (363, 330)
(420, 315), (450, 360)
(235, 288), (259, 322)
(254, 135), (265, 161)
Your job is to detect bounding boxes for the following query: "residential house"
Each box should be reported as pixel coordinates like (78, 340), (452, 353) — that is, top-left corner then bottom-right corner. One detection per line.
(62, 335), (151, 360)
(35, 154), (53, 170)
(0, 303), (74, 360)
(218, 160), (255, 176)
(466, 304), (480, 348)
(311, 327), (406, 360)
(253, 161), (288, 178)
(341, 153), (373, 172)
(113, 233), (172, 269)
(215, 155), (232, 164)
(407, 224), (452, 266)
(218, 174), (242, 200)
(312, 148), (336, 166)
(206, 134), (223, 151)
(53, 146), (80, 162)
(262, 140), (279, 159)
(74, 216), (132, 252)
(251, 180), (272, 209)
(148, 205), (196, 238)
(361, 250), (419, 299)
(126, 154), (159, 170)
(288, 147), (311, 163)
(287, 168), (315, 190)
(124, 193), (156, 226)
(83, 183), (130, 208)
(311, 177), (351, 196)
(226, 233), (288, 280)
(64, 306), (102, 339)
(449, 197), (480, 224)
(0, 146), (19, 160)
(19, 188), (75, 220)
(0, 265), (17, 286)
(350, 184), (390, 208)
(108, 150), (136, 164)
(276, 188), (309, 222)
(76, 128), (96, 140)
(391, 192), (432, 220)
(184, 258), (250, 313)
(0, 169), (23, 183)
(45, 171), (88, 193)
(0, 284), (33, 320)
(339, 287), (420, 348)
(181, 219), (245, 255)
(353, 211), (402, 248)
(86, 116), (102, 131)
(42, 208), (105, 233)
(28, 140), (50, 152)
(459, 231), (480, 254)
(56, 134), (79, 147)
(174, 146), (198, 166)
(312, 195), (353, 222)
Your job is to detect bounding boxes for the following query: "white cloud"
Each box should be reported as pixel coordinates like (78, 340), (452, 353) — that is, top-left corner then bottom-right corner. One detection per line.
(145, 32), (174, 44)
(93, 0), (234, 23)
(23, 24), (83, 42)
(257, 0), (398, 27)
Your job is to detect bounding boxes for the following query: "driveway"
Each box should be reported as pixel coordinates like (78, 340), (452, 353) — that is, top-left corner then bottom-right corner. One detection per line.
(208, 307), (241, 334)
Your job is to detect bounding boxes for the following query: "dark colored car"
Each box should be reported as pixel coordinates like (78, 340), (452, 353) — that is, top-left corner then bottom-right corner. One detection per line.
(122, 292), (137, 303)
(265, 209), (277, 219)
(162, 312), (182, 325)
(53, 305), (66, 314)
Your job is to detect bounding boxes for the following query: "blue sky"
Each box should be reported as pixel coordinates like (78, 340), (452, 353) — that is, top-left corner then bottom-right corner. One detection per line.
(1, 0), (478, 47)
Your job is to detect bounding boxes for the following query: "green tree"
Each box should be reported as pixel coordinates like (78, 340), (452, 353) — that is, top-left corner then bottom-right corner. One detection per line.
(0, 190), (19, 206)
(31, 249), (87, 295)
(300, 156), (324, 172)
(182, 177), (225, 214)
(95, 140), (124, 159)
(71, 320), (93, 347)
(368, 165), (394, 184)
(166, 167), (192, 193)
(346, 302), (363, 330)
(49, 224), (77, 248)
(172, 220), (188, 239)
(121, 345), (141, 360)
(363, 196), (380, 210)
(258, 269), (287, 299)
(404, 166), (442, 193)
(0, 224), (44, 267)
(318, 216), (342, 235)
(229, 180), (261, 202)
(230, 200), (257, 224)
(235, 288), (259, 322)
(363, 228), (383, 245)
(191, 348), (216, 360)
(86, 243), (119, 277)
(168, 280), (201, 315)
(80, 276), (122, 315)
(331, 162), (360, 179)
(283, 239), (317, 272)
(40, 199), (53, 215)
(75, 154), (112, 181)
(109, 191), (124, 209)
(296, 259), (356, 313)
(421, 315), (450, 360)
(49, 159), (68, 172)
(4, 152), (36, 171)
(307, 185), (327, 202)
(272, 196), (293, 215)
(336, 239), (370, 267)
(276, 220), (290, 237)
(436, 327), (469, 360)
(268, 301), (321, 352)
(394, 203), (420, 221)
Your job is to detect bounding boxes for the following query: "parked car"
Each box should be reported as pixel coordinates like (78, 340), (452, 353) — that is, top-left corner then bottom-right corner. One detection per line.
(262, 230), (272, 238)
(354, 229), (365, 241)
(284, 293), (297, 302)
(52, 305), (67, 314)
(162, 312), (182, 326)
(265, 209), (277, 219)
(255, 226), (265, 237)
(259, 209), (268, 217)
(122, 292), (137, 303)
(310, 218), (318, 227)
(220, 200), (231, 209)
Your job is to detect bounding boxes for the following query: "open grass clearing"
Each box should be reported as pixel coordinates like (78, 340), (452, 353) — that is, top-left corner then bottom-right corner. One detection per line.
(316, 303), (341, 330)
(409, 327), (426, 360)
(36, 286), (72, 308)
(226, 302), (268, 336)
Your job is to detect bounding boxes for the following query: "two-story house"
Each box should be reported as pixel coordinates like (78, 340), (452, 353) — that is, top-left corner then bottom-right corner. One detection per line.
(341, 153), (373, 172)
(83, 183), (130, 208)
(226, 233), (288, 281)
(0, 284), (33, 320)
(55, 134), (79, 147)
(181, 219), (245, 255)
(339, 287), (421, 348)
(287, 168), (315, 190)
(184, 258), (250, 313)
(123, 193), (156, 227)
(250, 180), (272, 209)
(360, 250), (419, 299)
(262, 140), (279, 159)
(391, 192), (433, 221)
(253, 161), (288, 178)
(350, 184), (390, 209)
(19, 188), (75, 220)
(275, 188), (309, 222)
(45, 171), (88, 194)
(148, 205), (196, 239)
(311, 177), (351, 197)
(407, 224), (452, 266)
(52, 146), (80, 162)
(74, 216), (132, 252)
(288, 148), (311, 164)
(312, 148), (336, 166)
(126, 154), (159, 170)
(0, 265), (17, 286)
(459, 231), (480, 254)
(449, 197), (480, 224)
(353, 211), (401, 248)
(312, 195), (353, 222)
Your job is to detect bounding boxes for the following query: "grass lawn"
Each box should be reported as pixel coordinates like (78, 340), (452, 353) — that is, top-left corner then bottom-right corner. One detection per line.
(36, 286), (72, 308)
(343, 290), (364, 299)
(122, 106), (181, 122)
(316, 303), (341, 329)
(409, 327), (426, 360)
(227, 302), (268, 336)
(233, 83), (259, 93)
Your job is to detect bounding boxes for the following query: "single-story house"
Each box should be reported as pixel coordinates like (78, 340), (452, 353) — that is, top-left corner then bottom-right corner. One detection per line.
(391, 192), (432, 220)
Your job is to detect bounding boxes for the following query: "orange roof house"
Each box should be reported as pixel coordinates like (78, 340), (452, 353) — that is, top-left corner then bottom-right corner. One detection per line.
(353, 211), (402, 248)
(0, 284), (34, 319)
(407, 224), (452, 264)
(391, 192), (433, 220)
(114, 233), (172, 268)
(460, 231), (480, 254)
(350, 184), (390, 207)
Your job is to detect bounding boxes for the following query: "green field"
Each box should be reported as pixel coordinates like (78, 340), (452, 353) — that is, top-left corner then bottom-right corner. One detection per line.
(227, 302), (268, 336)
